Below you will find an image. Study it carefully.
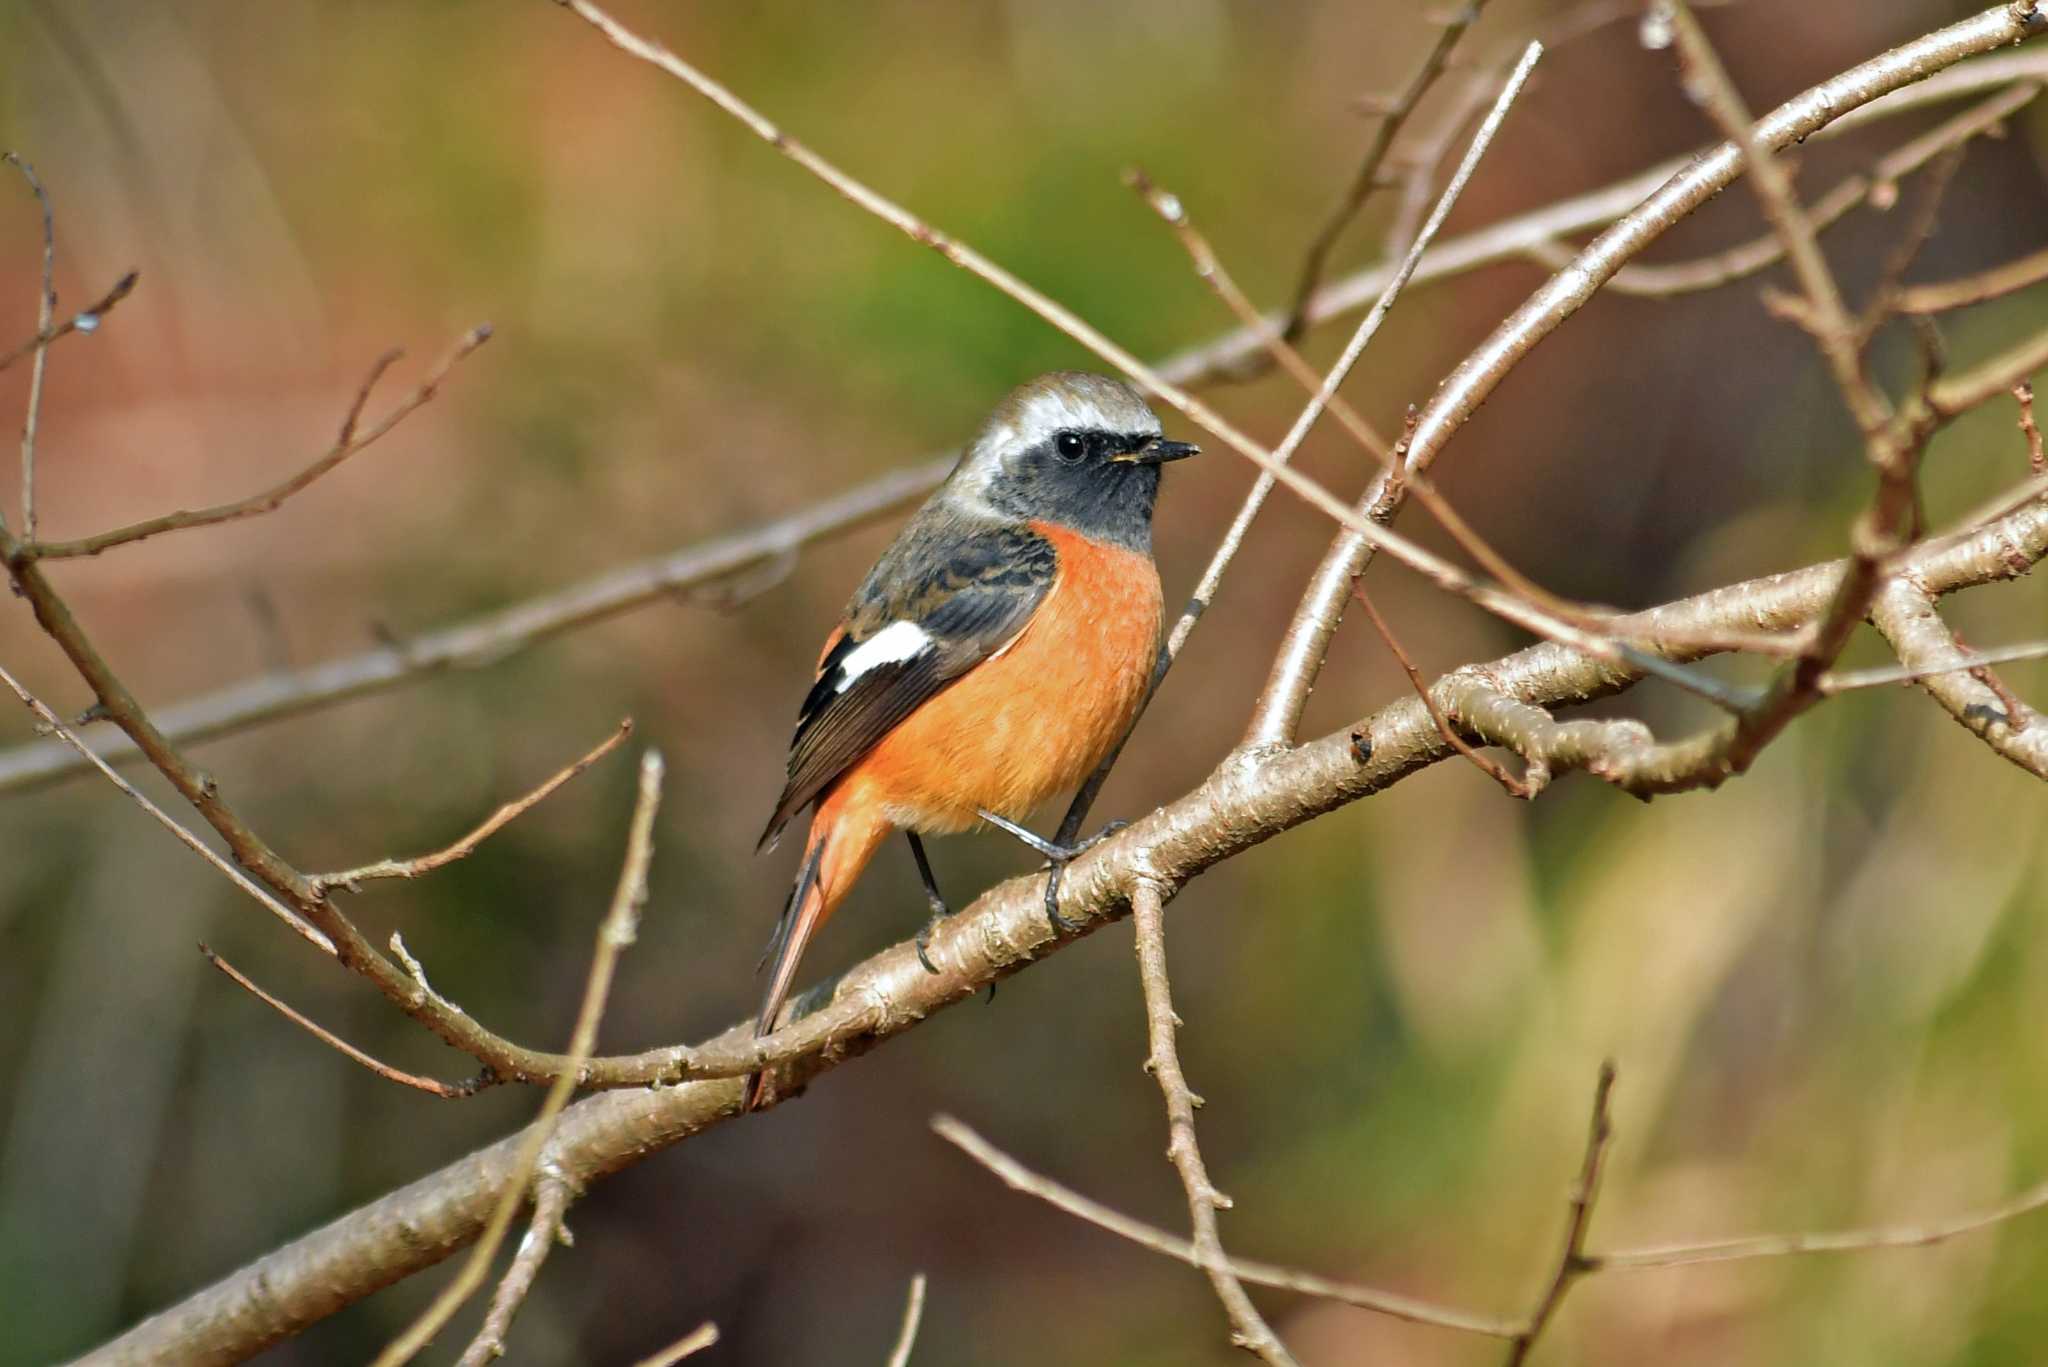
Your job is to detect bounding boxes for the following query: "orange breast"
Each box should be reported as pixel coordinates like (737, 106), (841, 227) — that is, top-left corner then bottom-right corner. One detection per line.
(840, 521), (1162, 834)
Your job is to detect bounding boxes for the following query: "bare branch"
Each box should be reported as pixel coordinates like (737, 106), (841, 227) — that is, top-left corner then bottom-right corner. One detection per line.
(933, 1114), (1519, 1338)
(313, 719), (633, 892)
(2019, 381), (2045, 475)
(6, 45), (2040, 797)
(1866, 579), (2048, 777)
(884, 1274), (927, 1367)
(79, 491), (2048, 1365)
(1131, 875), (1296, 1366)
(21, 326), (491, 561)
(632, 1323), (720, 1367)
(1925, 323), (2048, 416)
(0, 457), (944, 796)
(1280, 0), (1495, 342)
(1052, 48), (1541, 846)
(4, 151), (56, 538)
(1525, 82), (2039, 299)
(201, 945), (492, 1099)
(1248, 3), (2048, 751)
(0, 661), (334, 953)
(380, 749), (664, 1367)
(453, 1175), (574, 1367)
(1505, 1061), (1617, 1367)
(1899, 243), (2048, 314)
(0, 267), (137, 373)
(1432, 674), (1660, 796)
(1354, 586), (1530, 796)
(1595, 1174), (2048, 1270)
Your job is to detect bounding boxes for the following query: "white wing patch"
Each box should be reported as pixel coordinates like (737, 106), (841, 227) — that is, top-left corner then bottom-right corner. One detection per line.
(832, 620), (933, 693)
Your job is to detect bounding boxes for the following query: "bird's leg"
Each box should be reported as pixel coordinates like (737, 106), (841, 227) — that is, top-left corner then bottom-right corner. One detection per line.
(906, 833), (949, 975)
(976, 809), (1129, 935)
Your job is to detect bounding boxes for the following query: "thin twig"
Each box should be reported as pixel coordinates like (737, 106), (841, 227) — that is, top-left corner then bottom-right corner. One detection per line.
(1867, 579), (2048, 778)
(559, 2), (1640, 737)
(1505, 1061), (1617, 1367)
(933, 1114), (1520, 1337)
(1244, 5), (2048, 751)
(1280, 0), (1495, 342)
(1046, 42), (1542, 850)
(1596, 1173), (2048, 1270)
(0, 661), (334, 953)
(0, 268), (137, 373)
(2017, 382), (2044, 475)
(1131, 875), (1297, 1366)
(380, 749), (665, 1367)
(313, 719), (632, 891)
(1899, 243), (2048, 315)
(5, 151), (56, 538)
(884, 1273), (927, 1367)
(5, 47), (2038, 796)
(1355, 586), (1529, 796)
(201, 945), (492, 1098)
(1128, 168), (1594, 628)
(21, 327), (489, 560)
(1528, 83), (2039, 300)
(1820, 637), (2048, 692)
(453, 1176), (573, 1367)
(631, 1323), (720, 1367)
(0, 458), (944, 796)
(77, 488), (2048, 1364)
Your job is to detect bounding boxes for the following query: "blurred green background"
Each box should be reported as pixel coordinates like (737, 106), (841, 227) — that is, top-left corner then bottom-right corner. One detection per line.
(3, 1), (2048, 1362)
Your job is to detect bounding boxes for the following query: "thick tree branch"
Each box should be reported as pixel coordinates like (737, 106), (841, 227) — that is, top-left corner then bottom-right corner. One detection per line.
(1247, 4), (2048, 748)
(5, 45), (2041, 796)
(78, 494), (2048, 1366)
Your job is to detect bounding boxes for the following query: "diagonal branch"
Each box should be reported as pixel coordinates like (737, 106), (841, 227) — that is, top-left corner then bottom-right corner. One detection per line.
(19, 327), (492, 561)
(0, 660), (333, 952)
(312, 718), (632, 892)
(1246, 2), (2048, 749)
(4, 46), (2040, 797)
(884, 1274), (927, 1367)
(1279, 0), (1495, 342)
(76, 492), (2048, 1365)
(0, 457), (945, 796)
(0, 267), (137, 373)
(376, 749), (664, 1367)
(933, 1114), (1520, 1338)
(1131, 875), (1296, 1365)
(1505, 1062), (1617, 1366)
(4, 151), (57, 539)
(200, 946), (493, 1099)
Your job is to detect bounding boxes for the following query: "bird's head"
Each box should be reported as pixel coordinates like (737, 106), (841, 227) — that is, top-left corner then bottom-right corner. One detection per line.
(945, 371), (1198, 550)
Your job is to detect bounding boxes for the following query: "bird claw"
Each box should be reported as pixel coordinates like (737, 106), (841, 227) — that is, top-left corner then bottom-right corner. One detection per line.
(914, 910), (944, 975)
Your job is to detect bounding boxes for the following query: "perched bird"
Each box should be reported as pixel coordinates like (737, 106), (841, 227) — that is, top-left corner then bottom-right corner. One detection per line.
(752, 371), (1197, 1084)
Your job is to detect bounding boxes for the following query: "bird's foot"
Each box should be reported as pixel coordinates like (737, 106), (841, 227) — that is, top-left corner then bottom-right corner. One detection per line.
(976, 810), (1130, 936)
(913, 902), (948, 975)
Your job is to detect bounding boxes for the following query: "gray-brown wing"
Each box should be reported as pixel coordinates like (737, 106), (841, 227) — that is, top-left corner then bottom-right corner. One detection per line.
(757, 522), (1057, 849)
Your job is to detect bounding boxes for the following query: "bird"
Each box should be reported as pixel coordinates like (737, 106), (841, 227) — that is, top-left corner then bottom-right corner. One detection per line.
(749, 371), (1197, 1099)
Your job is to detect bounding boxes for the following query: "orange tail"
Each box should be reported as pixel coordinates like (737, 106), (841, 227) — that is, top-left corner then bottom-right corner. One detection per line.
(749, 782), (890, 1107)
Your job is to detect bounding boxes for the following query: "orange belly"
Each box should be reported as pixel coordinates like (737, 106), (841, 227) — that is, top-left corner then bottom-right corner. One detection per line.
(837, 521), (1161, 834)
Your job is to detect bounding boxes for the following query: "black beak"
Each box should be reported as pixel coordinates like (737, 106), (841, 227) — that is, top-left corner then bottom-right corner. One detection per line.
(1115, 437), (1200, 465)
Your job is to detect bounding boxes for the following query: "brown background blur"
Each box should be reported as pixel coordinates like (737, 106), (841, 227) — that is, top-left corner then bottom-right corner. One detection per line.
(4, 2), (2048, 1363)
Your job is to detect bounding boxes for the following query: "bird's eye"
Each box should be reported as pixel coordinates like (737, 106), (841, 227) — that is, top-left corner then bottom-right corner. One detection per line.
(1054, 431), (1086, 462)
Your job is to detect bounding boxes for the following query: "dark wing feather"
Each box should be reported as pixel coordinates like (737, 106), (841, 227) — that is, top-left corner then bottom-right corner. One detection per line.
(757, 521), (1056, 848)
